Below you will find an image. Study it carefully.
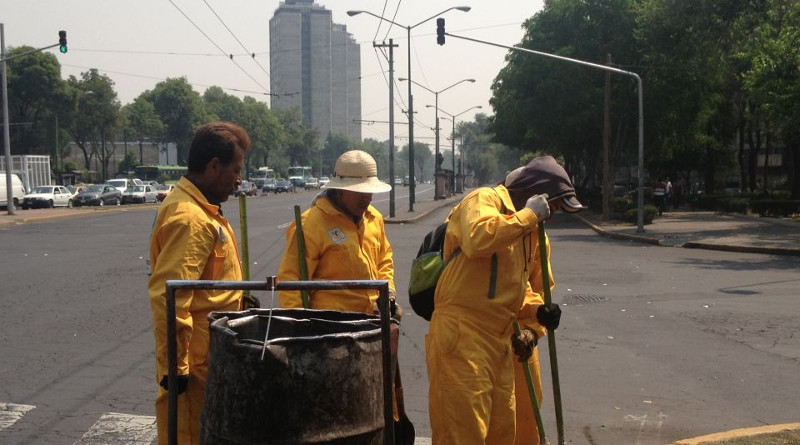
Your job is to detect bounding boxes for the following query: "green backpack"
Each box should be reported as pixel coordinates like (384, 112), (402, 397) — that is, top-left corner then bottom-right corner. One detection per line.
(408, 222), (460, 321)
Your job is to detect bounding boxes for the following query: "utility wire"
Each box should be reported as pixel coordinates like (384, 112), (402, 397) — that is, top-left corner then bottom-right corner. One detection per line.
(201, 0), (271, 80)
(382, 0), (403, 41)
(372, 0), (391, 42)
(166, 0), (273, 95)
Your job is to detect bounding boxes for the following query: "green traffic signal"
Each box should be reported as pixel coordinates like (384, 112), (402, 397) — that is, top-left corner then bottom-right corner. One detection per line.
(58, 30), (67, 53)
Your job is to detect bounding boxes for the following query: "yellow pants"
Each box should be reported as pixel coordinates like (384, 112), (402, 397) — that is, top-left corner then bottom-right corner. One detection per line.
(427, 314), (516, 445)
(514, 347), (543, 445)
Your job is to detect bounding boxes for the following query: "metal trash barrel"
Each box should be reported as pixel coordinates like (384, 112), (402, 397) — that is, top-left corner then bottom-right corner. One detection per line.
(199, 308), (384, 445)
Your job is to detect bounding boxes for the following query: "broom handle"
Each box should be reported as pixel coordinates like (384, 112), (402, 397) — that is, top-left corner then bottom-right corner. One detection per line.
(513, 322), (547, 445)
(293, 205), (311, 308)
(537, 221), (565, 445)
(239, 195), (251, 300)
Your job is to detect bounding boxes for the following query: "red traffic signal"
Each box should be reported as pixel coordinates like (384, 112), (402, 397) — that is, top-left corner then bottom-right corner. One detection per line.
(436, 18), (445, 46)
(58, 30), (67, 53)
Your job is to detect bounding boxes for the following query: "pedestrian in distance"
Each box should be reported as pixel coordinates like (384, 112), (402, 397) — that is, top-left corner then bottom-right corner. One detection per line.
(653, 178), (667, 216)
(426, 155), (583, 445)
(277, 149), (398, 314)
(148, 122), (251, 445)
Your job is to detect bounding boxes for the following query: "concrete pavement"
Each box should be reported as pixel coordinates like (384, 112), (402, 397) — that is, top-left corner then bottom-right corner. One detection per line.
(575, 208), (800, 256)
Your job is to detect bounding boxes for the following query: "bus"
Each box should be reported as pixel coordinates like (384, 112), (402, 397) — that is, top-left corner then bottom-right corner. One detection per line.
(287, 166), (313, 188)
(250, 167), (275, 188)
(135, 165), (188, 184)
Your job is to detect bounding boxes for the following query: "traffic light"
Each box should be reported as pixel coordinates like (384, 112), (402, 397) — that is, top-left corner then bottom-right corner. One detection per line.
(436, 18), (445, 46)
(58, 30), (67, 53)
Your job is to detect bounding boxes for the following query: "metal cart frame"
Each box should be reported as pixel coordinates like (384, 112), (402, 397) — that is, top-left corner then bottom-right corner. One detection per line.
(165, 277), (395, 445)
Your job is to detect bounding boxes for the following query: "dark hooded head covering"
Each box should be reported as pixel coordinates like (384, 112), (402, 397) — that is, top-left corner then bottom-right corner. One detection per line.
(504, 156), (584, 213)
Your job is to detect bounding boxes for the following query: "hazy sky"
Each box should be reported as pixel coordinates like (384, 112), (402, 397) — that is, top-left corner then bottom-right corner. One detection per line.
(3, 0), (544, 144)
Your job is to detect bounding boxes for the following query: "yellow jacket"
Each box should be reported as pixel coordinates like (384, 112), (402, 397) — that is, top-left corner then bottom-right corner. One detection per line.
(437, 185), (547, 335)
(148, 176), (243, 378)
(278, 195), (395, 313)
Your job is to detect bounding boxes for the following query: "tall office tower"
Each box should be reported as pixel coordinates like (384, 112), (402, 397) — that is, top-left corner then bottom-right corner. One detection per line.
(270, 0), (361, 142)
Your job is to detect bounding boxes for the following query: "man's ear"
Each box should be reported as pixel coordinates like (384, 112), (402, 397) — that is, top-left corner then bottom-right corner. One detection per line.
(206, 157), (221, 176)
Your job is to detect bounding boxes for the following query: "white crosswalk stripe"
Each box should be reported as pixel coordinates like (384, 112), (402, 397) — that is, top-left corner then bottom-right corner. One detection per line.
(2, 401), (428, 444)
(72, 412), (157, 445)
(0, 402), (35, 430)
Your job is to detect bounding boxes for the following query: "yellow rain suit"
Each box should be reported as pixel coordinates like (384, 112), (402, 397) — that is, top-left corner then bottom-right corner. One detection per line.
(514, 235), (554, 445)
(148, 177), (243, 445)
(426, 185), (549, 445)
(278, 194), (395, 311)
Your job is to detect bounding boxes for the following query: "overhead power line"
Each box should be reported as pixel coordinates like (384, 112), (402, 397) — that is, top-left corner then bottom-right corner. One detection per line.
(166, 0), (272, 95)
(201, 0), (271, 81)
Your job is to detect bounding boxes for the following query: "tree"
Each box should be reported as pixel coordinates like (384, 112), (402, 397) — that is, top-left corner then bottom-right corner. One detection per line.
(5, 46), (71, 154)
(743, 0), (800, 198)
(68, 69), (121, 181)
(490, 0), (640, 189)
(143, 77), (209, 165)
(241, 97), (285, 172)
(322, 133), (351, 176)
(273, 107), (320, 175)
(122, 97), (165, 164)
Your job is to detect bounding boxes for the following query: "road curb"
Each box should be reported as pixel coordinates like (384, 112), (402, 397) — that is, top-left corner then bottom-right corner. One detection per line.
(683, 241), (800, 257)
(385, 197), (460, 224)
(669, 423), (800, 444)
(572, 213), (663, 245)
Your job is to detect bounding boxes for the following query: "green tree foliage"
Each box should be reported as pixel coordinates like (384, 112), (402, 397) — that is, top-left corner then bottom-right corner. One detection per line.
(490, 0), (639, 189)
(142, 77), (209, 165)
(242, 97), (285, 173)
(67, 69), (121, 181)
(121, 97), (165, 153)
(273, 107), (319, 176)
(742, 0), (800, 197)
(322, 133), (351, 176)
(5, 46), (71, 154)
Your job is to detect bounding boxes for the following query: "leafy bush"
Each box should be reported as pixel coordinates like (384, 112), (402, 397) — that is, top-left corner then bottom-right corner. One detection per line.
(624, 205), (658, 225)
(718, 197), (749, 213)
(749, 199), (800, 217)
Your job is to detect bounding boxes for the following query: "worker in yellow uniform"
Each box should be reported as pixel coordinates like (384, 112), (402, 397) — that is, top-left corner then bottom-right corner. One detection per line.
(427, 156), (581, 445)
(277, 149), (396, 313)
(148, 122), (251, 445)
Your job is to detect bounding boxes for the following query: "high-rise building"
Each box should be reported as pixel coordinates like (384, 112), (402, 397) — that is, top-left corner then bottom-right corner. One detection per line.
(269, 0), (361, 142)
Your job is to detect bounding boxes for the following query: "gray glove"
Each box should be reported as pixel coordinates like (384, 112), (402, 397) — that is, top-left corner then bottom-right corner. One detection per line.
(525, 194), (551, 221)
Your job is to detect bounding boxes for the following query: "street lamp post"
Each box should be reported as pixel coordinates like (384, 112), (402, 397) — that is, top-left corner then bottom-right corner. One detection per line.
(400, 77), (474, 198)
(347, 6), (470, 211)
(433, 105), (482, 194)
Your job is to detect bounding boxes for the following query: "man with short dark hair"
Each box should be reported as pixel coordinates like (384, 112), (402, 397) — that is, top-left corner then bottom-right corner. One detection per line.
(148, 121), (251, 445)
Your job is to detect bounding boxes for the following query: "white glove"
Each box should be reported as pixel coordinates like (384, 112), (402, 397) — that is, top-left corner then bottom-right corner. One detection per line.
(525, 194), (551, 221)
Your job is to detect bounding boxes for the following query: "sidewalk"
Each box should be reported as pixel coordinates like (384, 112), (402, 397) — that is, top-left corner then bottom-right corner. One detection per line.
(575, 208), (800, 256)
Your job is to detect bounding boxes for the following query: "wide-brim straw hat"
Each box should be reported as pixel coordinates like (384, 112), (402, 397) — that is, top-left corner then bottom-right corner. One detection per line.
(325, 150), (392, 194)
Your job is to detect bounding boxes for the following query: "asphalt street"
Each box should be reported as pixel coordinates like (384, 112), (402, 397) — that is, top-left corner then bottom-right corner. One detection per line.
(0, 187), (798, 445)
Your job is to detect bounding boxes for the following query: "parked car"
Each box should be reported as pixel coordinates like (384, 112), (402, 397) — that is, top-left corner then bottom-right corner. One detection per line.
(234, 181), (259, 197)
(290, 177), (306, 189)
(73, 184), (122, 207)
(156, 184), (175, 202)
(304, 177), (320, 189)
(122, 185), (159, 204)
(106, 178), (134, 195)
(143, 180), (160, 188)
(261, 178), (277, 194)
(274, 179), (296, 193)
(319, 176), (330, 188)
(21, 185), (74, 209)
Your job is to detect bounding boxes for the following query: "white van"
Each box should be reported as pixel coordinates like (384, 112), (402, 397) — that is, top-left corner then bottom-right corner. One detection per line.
(0, 173), (27, 209)
(106, 178), (133, 194)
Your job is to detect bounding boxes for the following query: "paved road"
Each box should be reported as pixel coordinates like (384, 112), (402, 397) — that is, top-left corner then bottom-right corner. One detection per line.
(1, 189), (798, 444)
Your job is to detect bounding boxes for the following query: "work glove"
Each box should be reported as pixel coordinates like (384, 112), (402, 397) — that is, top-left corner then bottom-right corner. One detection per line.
(537, 303), (562, 330)
(525, 194), (551, 221)
(511, 328), (538, 362)
(390, 298), (403, 322)
(159, 375), (189, 395)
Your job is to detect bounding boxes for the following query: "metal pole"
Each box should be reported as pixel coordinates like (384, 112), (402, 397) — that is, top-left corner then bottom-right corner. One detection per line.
(451, 116), (456, 194)
(1, 23), (15, 215)
(406, 27), (415, 211)
(388, 40), (395, 218)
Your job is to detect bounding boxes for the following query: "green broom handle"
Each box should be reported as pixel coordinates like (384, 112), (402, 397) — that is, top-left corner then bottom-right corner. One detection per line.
(293, 205), (311, 308)
(239, 195), (251, 299)
(513, 322), (548, 445)
(537, 221), (565, 445)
